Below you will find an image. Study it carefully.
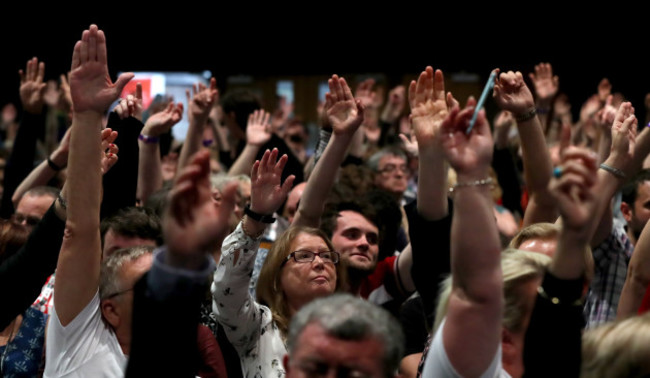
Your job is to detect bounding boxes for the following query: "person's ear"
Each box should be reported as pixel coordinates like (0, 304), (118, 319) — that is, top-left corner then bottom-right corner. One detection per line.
(621, 201), (633, 223)
(101, 299), (120, 329)
(501, 328), (516, 366)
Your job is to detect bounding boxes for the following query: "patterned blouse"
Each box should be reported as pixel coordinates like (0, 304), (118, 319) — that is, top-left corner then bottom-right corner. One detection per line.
(212, 222), (287, 378)
(0, 307), (48, 377)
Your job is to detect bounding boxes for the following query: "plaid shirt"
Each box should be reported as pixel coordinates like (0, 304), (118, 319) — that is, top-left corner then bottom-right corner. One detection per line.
(584, 219), (633, 327)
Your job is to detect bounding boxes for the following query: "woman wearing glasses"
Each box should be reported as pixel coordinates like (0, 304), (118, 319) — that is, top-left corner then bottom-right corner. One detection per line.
(212, 148), (347, 378)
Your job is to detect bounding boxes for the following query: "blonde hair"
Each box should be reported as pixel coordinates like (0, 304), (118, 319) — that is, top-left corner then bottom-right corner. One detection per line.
(433, 249), (551, 333)
(256, 226), (348, 337)
(582, 313), (650, 378)
(509, 223), (560, 249)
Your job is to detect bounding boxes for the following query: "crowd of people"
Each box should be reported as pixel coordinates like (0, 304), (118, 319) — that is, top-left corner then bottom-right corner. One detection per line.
(1, 24), (650, 377)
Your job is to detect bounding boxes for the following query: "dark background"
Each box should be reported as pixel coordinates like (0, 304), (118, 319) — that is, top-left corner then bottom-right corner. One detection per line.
(1, 8), (646, 120)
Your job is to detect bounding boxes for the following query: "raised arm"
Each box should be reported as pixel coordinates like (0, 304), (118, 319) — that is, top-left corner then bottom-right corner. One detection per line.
(137, 101), (183, 203)
(528, 62), (559, 133)
(494, 70), (556, 226)
(53, 25), (133, 325)
(177, 79), (218, 171)
(12, 126), (70, 206)
(431, 101), (502, 377)
(227, 109), (272, 176)
(292, 74), (364, 228)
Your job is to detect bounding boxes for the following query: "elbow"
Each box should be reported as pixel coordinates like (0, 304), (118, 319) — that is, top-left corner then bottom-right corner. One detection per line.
(628, 263), (650, 293)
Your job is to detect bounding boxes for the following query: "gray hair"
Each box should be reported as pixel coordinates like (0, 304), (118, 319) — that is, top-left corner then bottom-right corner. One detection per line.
(99, 245), (154, 300)
(366, 146), (407, 172)
(287, 293), (404, 377)
(210, 173), (250, 192)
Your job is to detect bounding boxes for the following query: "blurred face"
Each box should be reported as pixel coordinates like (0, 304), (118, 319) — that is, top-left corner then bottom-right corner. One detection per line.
(101, 254), (153, 351)
(331, 211), (379, 275)
(234, 180), (252, 220)
(280, 233), (337, 311)
(374, 155), (408, 196)
(283, 183), (306, 224)
(285, 322), (386, 378)
(102, 229), (157, 260)
(14, 194), (55, 231)
(623, 181), (650, 241)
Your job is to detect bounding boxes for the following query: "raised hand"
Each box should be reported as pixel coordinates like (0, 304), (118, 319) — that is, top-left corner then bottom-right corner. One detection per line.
(355, 78), (379, 109)
(187, 78), (218, 125)
(549, 147), (598, 232)
(113, 83), (144, 120)
(381, 85), (406, 123)
(399, 133), (418, 157)
(408, 66), (449, 148)
(100, 128), (119, 175)
(59, 73), (73, 112)
(528, 63), (559, 104)
(69, 25), (134, 114)
(493, 70), (535, 116)
(246, 109), (272, 146)
(609, 102), (637, 163)
(325, 75), (365, 136)
(143, 101), (184, 136)
(494, 110), (515, 148)
(598, 78), (612, 103)
(440, 99), (493, 178)
(595, 95), (617, 132)
(249, 148), (295, 216)
(19, 57), (47, 114)
(164, 149), (237, 264)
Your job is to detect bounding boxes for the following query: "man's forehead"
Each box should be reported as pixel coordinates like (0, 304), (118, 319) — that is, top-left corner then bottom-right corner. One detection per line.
(336, 210), (378, 232)
(378, 154), (406, 166)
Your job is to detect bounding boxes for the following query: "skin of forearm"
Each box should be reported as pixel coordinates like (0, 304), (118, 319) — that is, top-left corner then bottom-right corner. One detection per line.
(178, 120), (205, 172)
(550, 230), (588, 280)
(12, 160), (57, 206)
(451, 181), (502, 301)
(417, 147), (448, 220)
(66, 111), (102, 229)
(137, 140), (163, 203)
(228, 144), (259, 177)
(293, 133), (353, 228)
(518, 116), (554, 203)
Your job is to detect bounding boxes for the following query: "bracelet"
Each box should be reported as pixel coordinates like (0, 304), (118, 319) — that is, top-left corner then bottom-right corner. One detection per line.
(138, 134), (159, 144)
(537, 285), (583, 306)
(452, 177), (493, 190)
(244, 205), (276, 223)
(599, 163), (625, 179)
(515, 108), (537, 123)
(57, 192), (67, 210)
(202, 139), (214, 147)
(47, 157), (63, 171)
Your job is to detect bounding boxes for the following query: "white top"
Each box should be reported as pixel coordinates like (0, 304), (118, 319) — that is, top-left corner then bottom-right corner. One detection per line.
(422, 318), (510, 378)
(212, 222), (287, 377)
(44, 291), (126, 377)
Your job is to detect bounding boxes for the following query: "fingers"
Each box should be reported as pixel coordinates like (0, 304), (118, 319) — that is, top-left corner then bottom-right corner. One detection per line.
(136, 83), (143, 101)
(36, 61), (45, 83)
(114, 72), (134, 96)
(281, 174), (296, 196)
(433, 69), (445, 101)
(217, 182), (238, 221)
(88, 26), (98, 62)
(447, 92), (459, 110)
(97, 29), (107, 65)
(399, 133), (410, 145)
(80, 29), (89, 63)
(424, 66), (434, 101)
(340, 77), (353, 100)
(408, 80), (417, 108)
(273, 153), (288, 176)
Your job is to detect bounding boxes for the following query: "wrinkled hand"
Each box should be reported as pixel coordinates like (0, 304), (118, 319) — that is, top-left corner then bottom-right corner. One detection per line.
(493, 70), (535, 116)
(408, 66), (449, 149)
(528, 63), (559, 103)
(69, 25), (134, 114)
(598, 78), (612, 103)
(100, 128), (119, 175)
(143, 101), (183, 136)
(19, 57), (47, 114)
(440, 98), (493, 177)
(187, 78), (218, 125)
(246, 109), (272, 146)
(325, 75), (365, 136)
(249, 148), (295, 215)
(549, 147), (598, 231)
(381, 85), (406, 123)
(609, 102), (637, 164)
(164, 150), (237, 261)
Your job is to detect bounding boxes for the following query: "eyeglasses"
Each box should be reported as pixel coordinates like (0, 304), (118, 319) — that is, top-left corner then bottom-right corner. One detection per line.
(377, 164), (410, 175)
(104, 287), (134, 299)
(11, 213), (41, 227)
(283, 250), (340, 266)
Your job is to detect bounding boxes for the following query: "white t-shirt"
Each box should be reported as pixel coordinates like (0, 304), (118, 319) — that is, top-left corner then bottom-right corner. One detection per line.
(421, 318), (511, 378)
(44, 291), (126, 377)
